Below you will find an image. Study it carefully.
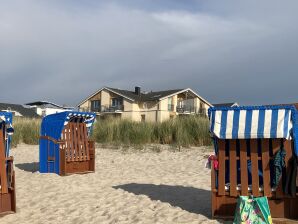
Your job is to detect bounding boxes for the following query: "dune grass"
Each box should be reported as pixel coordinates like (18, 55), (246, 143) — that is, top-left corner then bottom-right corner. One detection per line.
(10, 115), (211, 148)
(11, 117), (41, 147)
(92, 116), (211, 147)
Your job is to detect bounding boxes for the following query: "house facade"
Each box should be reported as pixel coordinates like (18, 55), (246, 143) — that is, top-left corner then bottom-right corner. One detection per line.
(78, 86), (212, 122)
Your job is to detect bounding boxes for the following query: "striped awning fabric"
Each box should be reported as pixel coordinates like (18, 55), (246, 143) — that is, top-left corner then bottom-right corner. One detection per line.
(64, 112), (96, 136)
(209, 106), (295, 139)
(64, 112), (95, 128)
(0, 114), (14, 136)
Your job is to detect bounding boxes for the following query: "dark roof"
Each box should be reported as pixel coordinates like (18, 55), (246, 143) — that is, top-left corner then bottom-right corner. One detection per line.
(107, 87), (183, 102)
(0, 103), (40, 118)
(25, 101), (74, 109)
(212, 102), (238, 107)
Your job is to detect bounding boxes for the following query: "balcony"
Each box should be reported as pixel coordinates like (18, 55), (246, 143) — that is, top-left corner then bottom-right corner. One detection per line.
(91, 104), (124, 113)
(176, 105), (196, 114)
(176, 106), (207, 116)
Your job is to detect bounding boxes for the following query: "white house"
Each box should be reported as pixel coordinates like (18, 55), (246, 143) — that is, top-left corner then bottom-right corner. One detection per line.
(25, 101), (74, 117)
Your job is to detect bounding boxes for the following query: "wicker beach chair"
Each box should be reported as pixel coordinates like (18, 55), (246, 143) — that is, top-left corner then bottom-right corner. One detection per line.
(39, 111), (96, 175)
(0, 112), (16, 214)
(208, 105), (298, 221)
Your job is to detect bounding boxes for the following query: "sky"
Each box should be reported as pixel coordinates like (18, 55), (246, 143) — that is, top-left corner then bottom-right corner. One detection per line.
(0, 0), (298, 107)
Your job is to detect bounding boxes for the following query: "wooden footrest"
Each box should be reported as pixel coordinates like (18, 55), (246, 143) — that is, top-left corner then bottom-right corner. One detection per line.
(48, 156), (55, 161)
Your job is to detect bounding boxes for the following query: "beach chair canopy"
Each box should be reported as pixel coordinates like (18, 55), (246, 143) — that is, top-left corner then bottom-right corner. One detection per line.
(41, 111), (96, 140)
(208, 106), (297, 154)
(0, 112), (14, 157)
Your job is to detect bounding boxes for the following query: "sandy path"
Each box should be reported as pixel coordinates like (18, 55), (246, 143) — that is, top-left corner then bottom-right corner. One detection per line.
(1, 144), (221, 224)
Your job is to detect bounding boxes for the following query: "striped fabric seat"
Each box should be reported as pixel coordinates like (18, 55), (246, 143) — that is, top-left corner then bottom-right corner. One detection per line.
(209, 106), (294, 139)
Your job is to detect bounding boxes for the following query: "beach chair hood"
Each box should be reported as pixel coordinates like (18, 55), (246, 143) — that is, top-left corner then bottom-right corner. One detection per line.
(41, 111), (96, 140)
(208, 106), (298, 155)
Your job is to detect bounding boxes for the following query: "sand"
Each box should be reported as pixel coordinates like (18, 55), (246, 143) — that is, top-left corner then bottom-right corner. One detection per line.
(1, 144), (221, 224)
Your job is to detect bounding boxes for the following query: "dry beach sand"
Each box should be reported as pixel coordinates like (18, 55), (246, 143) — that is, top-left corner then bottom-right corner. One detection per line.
(1, 144), (221, 224)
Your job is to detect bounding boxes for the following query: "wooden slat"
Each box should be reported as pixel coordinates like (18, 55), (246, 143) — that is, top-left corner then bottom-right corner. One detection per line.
(250, 139), (260, 197)
(77, 123), (82, 161)
(71, 123), (77, 162)
(211, 161), (216, 190)
(69, 122), (77, 162)
(76, 123), (81, 161)
(66, 122), (75, 162)
(48, 156), (55, 161)
(79, 123), (85, 161)
(65, 122), (75, 162)
(65, 124), (70, 162)
(80, 123), (87, 161)
(0, 127), (8, 194)
(67, 124), (73, 162)
(240, 140), (248, 196)
(62, 126), (69, 162)
(229, 140), (237, 197)
(218, 139), (226, 196)
(74, 122), (80, 161)
(261, 139), (272, 197)
(211, 160), (216, 218)
(83, 124), (90, 161)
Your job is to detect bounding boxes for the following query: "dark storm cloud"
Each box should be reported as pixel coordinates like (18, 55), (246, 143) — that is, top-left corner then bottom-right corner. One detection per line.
(0, 0), (297, 106)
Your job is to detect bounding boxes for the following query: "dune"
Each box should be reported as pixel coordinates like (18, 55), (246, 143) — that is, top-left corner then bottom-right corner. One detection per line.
(1, 144), (221, 224)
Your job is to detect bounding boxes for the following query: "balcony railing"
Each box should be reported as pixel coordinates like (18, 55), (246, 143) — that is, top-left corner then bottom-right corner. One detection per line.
(91, 104), (124, 113)
(176, 106), (207, 115)
(176, 105), (196, 113)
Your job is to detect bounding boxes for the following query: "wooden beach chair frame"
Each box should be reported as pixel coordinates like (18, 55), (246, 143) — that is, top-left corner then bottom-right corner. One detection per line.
(39, 112), (96, 176)
(209, 106), (298, 222)
(211, 138), (298, 220)
(0, 119), (16, 214)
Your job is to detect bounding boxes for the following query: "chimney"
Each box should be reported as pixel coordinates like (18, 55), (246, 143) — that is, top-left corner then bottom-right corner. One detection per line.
(135, 86), (141, 96)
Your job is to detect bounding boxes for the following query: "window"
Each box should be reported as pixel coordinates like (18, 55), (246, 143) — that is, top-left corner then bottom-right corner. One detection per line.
(91, 100), (100, 111)
(141, 114), (146, 122)
(111, 98), (123, 106)
(168, 97), (173, 111)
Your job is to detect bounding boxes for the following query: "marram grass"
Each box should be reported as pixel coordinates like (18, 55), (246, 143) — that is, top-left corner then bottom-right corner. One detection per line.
(11, 116), (212, 147)
(91, 116), (212, 147)
(11, 117), (41, 147)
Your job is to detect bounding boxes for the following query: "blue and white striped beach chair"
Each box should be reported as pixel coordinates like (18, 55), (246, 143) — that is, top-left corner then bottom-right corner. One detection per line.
(208, 105), (298, 220)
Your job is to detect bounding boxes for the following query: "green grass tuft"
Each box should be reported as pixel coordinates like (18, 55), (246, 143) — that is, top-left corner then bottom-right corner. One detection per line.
(10, 115), (211, 148)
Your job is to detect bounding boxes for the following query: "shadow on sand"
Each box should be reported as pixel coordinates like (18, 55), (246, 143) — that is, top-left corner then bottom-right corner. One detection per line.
(15, 162), (39, 173)
(113, 183), (212, 218)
